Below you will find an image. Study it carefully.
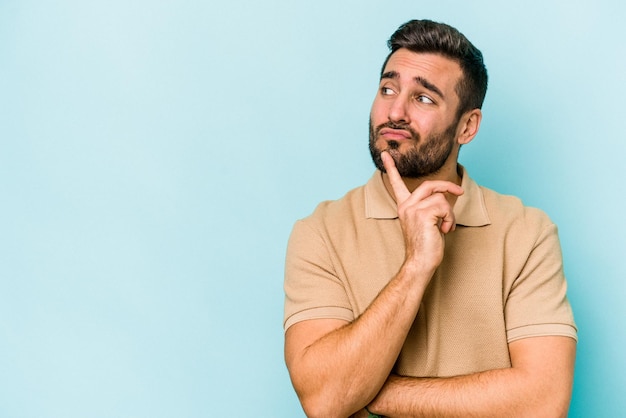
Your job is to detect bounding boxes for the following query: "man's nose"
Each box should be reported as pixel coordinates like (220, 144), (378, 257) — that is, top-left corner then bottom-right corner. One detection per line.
(388, 96), (410, 124)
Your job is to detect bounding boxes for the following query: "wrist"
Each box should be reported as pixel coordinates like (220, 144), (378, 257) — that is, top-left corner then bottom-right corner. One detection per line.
(399, 258), (437, 283)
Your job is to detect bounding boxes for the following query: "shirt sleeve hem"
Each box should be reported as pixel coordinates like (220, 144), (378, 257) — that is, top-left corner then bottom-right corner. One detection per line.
(507, 323), (578, 343)
(284, 307), (354, 331)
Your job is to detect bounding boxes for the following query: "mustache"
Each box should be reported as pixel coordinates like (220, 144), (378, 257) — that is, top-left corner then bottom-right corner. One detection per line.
(375, 121), (420, 140)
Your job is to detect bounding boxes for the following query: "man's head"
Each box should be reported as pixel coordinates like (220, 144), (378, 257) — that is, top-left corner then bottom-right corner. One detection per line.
(369, 20), (487, 178)
(382, 19), (488, 119)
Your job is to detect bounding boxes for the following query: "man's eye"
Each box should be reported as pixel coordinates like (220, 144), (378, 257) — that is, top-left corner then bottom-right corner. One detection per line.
(416, 95), (434, 104)
(381, 87), (395, 96)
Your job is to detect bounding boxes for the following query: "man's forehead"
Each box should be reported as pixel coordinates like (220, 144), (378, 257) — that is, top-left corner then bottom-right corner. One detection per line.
(382, 49), (462, 81)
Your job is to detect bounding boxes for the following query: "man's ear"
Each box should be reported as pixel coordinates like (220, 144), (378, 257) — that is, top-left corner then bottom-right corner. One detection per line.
(456, 109), (482, 145)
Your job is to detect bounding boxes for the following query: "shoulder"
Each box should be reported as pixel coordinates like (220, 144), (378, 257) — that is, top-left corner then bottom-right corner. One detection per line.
(480, 185), (554, 231)
(302, 169), (397, 227)
(457, 168), (554, 234)
(295, 175), (375, 234)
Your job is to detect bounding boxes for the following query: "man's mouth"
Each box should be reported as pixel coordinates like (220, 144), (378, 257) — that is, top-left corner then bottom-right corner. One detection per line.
(379, 127), (412, 141)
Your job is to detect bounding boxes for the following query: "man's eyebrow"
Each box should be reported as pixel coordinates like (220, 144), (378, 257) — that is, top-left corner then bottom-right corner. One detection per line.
(381, 70), (399, 81)
(380, 71), (445, 99)
(415, 76), (445, 99)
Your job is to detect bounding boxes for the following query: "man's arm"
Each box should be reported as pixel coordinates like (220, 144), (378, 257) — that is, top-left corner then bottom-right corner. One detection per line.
(285, 152), (464, 418)
(285, 265), (429, 418)
(367, 335), (576, 418)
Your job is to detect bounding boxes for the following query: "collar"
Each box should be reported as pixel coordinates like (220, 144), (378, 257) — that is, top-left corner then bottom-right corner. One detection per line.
(364, 165), (491, 227)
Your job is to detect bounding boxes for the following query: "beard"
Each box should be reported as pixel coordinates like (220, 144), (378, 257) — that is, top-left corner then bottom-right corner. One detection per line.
(368, 118), (458, 178)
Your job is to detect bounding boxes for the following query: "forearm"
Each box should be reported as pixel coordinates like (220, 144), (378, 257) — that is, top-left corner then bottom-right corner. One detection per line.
(286, 263), (432, 417)
(370, 370), (527, 418)
(369, 337), (575, 418)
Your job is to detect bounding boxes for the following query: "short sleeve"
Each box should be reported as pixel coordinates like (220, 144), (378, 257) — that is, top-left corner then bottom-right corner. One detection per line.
(505, 222), (577, 342)
(283, 219), (354, 330)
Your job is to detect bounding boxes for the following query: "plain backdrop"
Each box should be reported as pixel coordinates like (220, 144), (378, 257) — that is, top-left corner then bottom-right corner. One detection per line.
(1, 0), (624, 416)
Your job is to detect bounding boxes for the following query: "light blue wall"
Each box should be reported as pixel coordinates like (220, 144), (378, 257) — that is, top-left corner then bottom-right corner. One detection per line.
(1, 1), (623, 416)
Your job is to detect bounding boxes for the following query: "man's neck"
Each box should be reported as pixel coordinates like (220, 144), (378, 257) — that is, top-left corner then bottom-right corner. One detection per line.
(382, 161), (462, 202)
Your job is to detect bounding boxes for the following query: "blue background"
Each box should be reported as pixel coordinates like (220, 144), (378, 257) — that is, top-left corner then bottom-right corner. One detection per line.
(1, 0), (624, 416)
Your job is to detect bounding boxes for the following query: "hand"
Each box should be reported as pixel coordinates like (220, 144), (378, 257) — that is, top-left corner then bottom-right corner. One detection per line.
(381, 151), (463, 273)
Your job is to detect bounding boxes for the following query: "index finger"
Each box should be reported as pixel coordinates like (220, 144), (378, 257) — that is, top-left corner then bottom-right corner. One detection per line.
(381, 151), (411, 203)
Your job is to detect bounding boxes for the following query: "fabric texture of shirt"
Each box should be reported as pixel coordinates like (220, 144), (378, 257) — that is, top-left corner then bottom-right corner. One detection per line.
(283, 167), (577, 377)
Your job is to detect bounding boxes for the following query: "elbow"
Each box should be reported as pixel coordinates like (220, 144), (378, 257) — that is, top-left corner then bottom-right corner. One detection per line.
(298, 391), (354, 418)
(295, 380), (368, 418)
(532, 401), (570, 418)
(529, 385), (573, 418)
(289, 367), (364, 417)
(540, 376), (574, 417)
(548, 395), (572, 418)
(300, 399), (332, 418)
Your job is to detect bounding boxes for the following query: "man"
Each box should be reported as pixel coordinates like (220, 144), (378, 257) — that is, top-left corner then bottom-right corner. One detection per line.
(283, 19), (576, 418)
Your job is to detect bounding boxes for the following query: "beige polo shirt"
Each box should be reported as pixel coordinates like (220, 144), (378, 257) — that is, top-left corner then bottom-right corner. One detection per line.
(284, 167), (577, 377)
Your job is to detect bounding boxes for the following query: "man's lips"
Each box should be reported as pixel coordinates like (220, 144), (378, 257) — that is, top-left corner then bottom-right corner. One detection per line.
(379, 127), (412, 140)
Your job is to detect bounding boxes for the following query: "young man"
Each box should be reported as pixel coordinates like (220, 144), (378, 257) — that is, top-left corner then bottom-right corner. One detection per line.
(284, 20), (576, 418)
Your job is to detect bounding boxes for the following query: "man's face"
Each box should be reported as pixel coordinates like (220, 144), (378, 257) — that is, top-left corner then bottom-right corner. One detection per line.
(369, 49), (464, 178)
